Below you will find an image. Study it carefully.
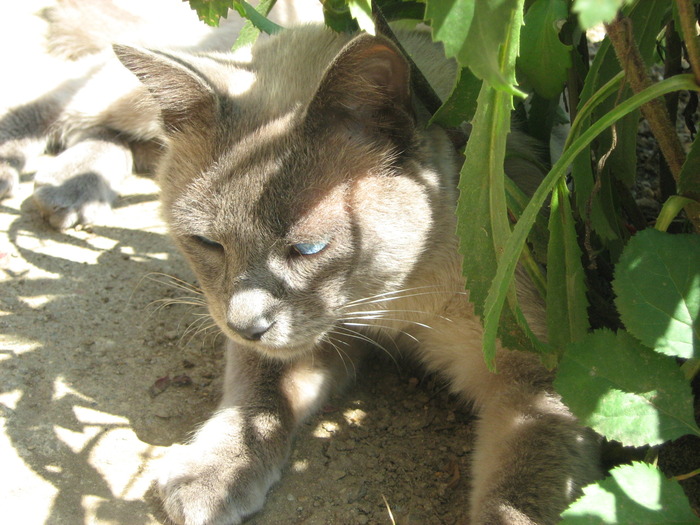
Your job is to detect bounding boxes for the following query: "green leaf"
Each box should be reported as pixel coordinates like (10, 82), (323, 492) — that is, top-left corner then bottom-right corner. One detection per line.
(348, 0), (375, 34)
(457, 80), (518, 367)
(519, 0), (572, 99)
(572, 0), (635, 30)
(430, 66), (481, 126)
(656, 196), (698, 232)
(427, 0), (525, 96)
(614, 229), (700, 360)
(546, 180), (590, 353)
(561, 462), (699, 524)
(188, 0), (233, 26)
(231, 0), (280, 51)
(322, 0), (358, 33)
(482, 74), (700, 375)
(555, 329), (699, 447)
(455, 0), (542, 368)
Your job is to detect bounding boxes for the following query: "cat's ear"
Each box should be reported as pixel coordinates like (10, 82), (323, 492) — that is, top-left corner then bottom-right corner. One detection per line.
(113, 44), (217, 134)
(305, 33), (414, 147)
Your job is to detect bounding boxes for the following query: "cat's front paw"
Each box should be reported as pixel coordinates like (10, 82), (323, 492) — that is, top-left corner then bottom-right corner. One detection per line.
(32, 173), (117, 230)
(156, 443), (281, 525)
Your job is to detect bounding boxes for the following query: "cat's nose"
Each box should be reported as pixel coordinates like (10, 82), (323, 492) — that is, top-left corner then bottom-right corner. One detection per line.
(228, 318), (274, 341)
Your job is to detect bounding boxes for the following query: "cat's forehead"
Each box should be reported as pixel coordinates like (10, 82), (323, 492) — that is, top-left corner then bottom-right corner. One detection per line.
(201, 131), (349, 237)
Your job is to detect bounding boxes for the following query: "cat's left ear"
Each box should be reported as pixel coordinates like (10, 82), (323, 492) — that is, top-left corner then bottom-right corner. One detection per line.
(114, 44), (218, 135)
(305, 33), (414, 146)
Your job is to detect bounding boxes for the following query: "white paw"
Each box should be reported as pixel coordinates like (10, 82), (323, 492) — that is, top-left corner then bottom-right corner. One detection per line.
(156, 443), (280, 525)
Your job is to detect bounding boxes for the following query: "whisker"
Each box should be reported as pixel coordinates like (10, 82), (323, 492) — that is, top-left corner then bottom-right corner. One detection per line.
(341, 286), (467, 310)
(342, 308), (453, 323)
(343, 319), (434, 330)
(339, 321), (422, 345)
(321, 335), (356, 379)
(341, 285), (445, 307)
(144, 272), (203, 295)
(331, 325), (401, 370)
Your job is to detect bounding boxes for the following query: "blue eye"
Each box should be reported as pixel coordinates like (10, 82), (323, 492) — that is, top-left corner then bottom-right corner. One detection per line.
(292, 241), (328, 255)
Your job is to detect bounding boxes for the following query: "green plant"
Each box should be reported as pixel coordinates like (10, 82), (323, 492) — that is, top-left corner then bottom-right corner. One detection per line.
(188, 0), (700, 521)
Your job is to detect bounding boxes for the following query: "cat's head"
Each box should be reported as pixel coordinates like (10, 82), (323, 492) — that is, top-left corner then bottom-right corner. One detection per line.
(115, 27), (455, 359)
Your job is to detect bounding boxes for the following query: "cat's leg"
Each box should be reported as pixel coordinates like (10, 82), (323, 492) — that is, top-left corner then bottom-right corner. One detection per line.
(0, 100), (60, 198)
(157, 340), (362, 525)
(32, 126), (133, 230)
(467, 351), (601, 525)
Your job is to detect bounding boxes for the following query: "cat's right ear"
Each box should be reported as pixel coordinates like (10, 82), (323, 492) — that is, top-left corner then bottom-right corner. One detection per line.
(304, 33), (415, 149)
(113, 45), (218, 134)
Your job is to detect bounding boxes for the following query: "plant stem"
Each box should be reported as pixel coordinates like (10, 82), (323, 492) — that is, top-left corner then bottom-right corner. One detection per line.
(605, 14), (700, 232)
(605, 15), (686, 178)
(675, 0), (700, 86)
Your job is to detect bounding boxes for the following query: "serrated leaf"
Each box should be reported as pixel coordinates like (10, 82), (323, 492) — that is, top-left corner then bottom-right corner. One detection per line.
(546, 180), (589, 353)
(454, 0), (543, 368)
(427, 0), (524, 95)
(322, 0), (358, 33)
(555, 329), (699, 446)
(519, 0), (572, 99)
(188, 0), (232, 26)
(561, 462), (699, 524)
(614, 229), (700, 360)
(483, 74), (699, 386)
(572, 0), (635, 30)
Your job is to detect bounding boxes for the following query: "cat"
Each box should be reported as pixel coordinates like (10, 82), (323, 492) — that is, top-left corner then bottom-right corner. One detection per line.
(2, 4), (601, 524)
(113, 24), (601, 525)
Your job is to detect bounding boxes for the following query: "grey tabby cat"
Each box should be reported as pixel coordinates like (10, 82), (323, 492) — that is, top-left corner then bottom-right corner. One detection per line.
(2, 6), (601, 525)
(113, 25), (600, 525)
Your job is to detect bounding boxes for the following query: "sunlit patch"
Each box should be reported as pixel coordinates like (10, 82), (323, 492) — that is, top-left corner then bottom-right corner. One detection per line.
(291, 459), (309, 473)
(251, 412), (282, 440)
(44, 465), (62, 474)
(52, 375), (96, 403)
(18, 294), (57, 310)
(72, 406), (129, 426)
(312, 420), (339, 438)
(0, 389), (22, 411)
(343, 408), (367, 426)
(226, 68), (256, 96)
(55, 423), (107, 455)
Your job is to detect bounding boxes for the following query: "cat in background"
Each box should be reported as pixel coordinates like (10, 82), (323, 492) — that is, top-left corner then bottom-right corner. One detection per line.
(0, 2), (601, 524)
(0, 0), (322, 229)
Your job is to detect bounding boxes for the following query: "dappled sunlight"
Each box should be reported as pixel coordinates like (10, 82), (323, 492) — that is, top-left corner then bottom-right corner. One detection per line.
(0, 163), (212, 523)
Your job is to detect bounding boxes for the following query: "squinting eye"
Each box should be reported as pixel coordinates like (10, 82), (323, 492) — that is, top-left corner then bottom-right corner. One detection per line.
(193, 235), (223, 250)
(292, 241), (328, 256)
